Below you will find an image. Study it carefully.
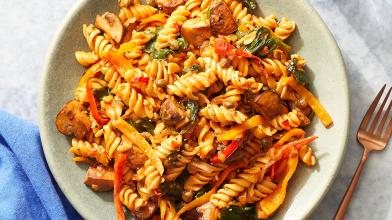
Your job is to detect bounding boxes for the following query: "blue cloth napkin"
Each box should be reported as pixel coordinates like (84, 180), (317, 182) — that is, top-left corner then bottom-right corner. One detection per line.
(0, 110), (81, 220)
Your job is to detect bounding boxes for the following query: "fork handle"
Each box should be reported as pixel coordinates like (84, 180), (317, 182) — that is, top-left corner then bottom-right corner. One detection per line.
(334, 148), (370, 220)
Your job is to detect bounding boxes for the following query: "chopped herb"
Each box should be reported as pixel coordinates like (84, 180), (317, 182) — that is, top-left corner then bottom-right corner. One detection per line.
(287, 58), (309, 85)
(220, 205), (258, 220)
(126, 118), (155, 133)
(242, 0), (257, 10)
(180, 100), (199, 134)
(93, 86), (110, 101)
(190, 65), (202, 72)
(152, 48), (172, 59)
(177, 37), (189, 52)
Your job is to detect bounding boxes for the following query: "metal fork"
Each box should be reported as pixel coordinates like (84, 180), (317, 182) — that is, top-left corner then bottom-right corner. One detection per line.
(334, 85), (392, 220)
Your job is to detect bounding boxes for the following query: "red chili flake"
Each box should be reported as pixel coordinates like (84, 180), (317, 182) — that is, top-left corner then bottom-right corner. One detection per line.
(134, 76), (150, 84)
(261, 46), (269, 55)
(282, 119), (290, 127)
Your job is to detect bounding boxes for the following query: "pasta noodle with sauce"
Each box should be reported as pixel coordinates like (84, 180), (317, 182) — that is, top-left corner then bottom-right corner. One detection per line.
(54, 0), (333, 219)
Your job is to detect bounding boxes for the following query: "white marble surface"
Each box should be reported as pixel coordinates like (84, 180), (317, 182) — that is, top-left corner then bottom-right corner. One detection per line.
(0, 0), (391, 219)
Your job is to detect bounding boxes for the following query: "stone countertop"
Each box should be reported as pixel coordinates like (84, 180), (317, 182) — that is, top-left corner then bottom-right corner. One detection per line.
(0, 0), (391, 219)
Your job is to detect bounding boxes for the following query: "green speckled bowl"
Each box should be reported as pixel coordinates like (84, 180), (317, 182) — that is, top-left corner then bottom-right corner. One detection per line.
(39, 0), (349, 219)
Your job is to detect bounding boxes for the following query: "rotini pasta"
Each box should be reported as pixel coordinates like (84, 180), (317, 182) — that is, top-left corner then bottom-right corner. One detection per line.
(155, 6), (191, 50)
(83, 24), (113, 59)
(119, 4), (157, 23)
(55, 1), (332, 218)
(200, 104), (248, 124)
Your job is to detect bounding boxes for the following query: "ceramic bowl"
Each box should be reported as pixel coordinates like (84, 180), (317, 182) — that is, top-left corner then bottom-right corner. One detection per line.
(39, 0), (349, 219)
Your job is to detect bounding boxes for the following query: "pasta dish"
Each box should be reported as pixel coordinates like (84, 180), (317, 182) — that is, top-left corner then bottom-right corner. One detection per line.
(55, 0), (333, 219)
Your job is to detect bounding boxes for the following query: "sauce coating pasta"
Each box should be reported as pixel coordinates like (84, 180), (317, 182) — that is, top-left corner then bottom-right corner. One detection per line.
(55, 0), (333, 219)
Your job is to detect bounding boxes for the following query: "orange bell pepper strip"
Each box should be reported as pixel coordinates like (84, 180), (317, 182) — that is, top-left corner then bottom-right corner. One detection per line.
(86, 80), (109, 126)
(102, 51), (133, 77)
(175, 161), (247, 218)
(77, 62), (101, 88)
(114, 153), (127, 220)
(272, 128), (306, 148)
(257, 149), (298, 219)
(111, 118), (164, 175)
(281, 77), (333, 128)
(218, 115), (264, 141)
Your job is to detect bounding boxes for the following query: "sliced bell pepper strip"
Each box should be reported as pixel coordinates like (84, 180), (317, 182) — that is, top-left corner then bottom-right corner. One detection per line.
(272, 128), (306, 148)
(103, 51), (133, 77)
(278, 136), (318, 160)
(257, 149), (298, 219)
(77, 62), (101, 88)
(281, 77), (333, 128)
(86, 80), (109, 126)
(218, 115), (264, 141)
(114, 153), (127, 220)
(117, 41), (138, 56)
(215, 38), (235, 56)
(215, 38), (262, 63)
(111, 118), (164, 175)
(175, 161), (247, 218)
(236, 48), (262, 63)
(211, 138), (244, 164)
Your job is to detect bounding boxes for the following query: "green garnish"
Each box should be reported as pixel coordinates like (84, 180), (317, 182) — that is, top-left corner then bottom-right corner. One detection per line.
(287, 58), (309, 85)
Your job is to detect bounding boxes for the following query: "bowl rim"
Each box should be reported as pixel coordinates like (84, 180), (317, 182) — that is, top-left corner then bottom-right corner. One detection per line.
(38, 0), (350, 218)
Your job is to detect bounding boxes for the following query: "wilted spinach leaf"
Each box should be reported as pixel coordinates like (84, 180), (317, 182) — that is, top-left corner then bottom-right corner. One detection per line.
(243, 27), (291, 58)
(194, 185), (212, 198)
(242, 0), (257, 10)
(180, 100), (199, 134)
(94, 86), (110, 101)
(220, 205), (258, 220)
(287, 58), (309, 85)
(126, 118), (155, 133)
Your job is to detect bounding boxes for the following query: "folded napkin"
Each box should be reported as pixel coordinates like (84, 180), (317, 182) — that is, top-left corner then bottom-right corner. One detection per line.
(0, 110), (81, 220)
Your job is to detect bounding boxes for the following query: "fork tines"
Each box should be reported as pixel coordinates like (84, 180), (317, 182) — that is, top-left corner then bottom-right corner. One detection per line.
(359, 84), (392, 141)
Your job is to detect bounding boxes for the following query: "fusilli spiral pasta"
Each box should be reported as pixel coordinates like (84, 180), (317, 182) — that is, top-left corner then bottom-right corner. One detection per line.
(55, 1), (333, 218)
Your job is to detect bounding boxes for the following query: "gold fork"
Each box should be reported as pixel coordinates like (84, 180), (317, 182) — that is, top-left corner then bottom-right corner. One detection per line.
(334, 85), (392, 220)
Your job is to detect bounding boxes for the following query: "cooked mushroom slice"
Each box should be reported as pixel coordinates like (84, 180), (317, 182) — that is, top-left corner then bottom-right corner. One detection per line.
(134, 201), (157, 219)
(251, 91), (289, 119)
(160, 97), (188, 127)
(84, 164), (114, 192)
(210, 2), (238, 35)
(95, 12), (124, 44)
(181, 18), (211, 48)
(55, 100), (91, 139)
(156, 0), (184, 14)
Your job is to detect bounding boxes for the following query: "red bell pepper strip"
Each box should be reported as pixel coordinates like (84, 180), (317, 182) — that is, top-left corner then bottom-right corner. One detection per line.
(215, 38), (235, 56)
(235, 48), (262, 63)
(211, 138), (244, 164)
(279, 136), (318, 160)
(114, 153), (127, 220)
(215, 38), (262, 63)
(86, 80), (109, 126)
